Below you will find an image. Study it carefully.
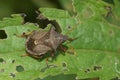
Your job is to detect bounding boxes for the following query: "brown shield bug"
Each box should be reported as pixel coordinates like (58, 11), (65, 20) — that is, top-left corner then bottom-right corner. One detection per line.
(25, 27), (68, 58)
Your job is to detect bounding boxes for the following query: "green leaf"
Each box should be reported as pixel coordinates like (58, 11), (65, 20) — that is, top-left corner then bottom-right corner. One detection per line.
(113, 0), (120, 17)
(104, 0), (120, 26)
(0, 14), (42, 80)
(0, 14), (24, 28)
(72, 0), (109, 21)
(0, 14), (76, 80)
(1, 0), (120, 80)
(39, 0), (120, 80)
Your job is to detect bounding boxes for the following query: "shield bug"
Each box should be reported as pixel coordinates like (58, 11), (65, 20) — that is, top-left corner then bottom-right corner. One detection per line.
(26, 27), (68, 58)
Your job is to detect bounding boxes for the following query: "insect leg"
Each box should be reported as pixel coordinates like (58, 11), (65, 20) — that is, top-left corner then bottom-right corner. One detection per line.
(15, 31), (34, 38)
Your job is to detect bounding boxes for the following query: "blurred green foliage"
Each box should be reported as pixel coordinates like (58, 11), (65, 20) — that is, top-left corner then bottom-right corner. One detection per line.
(0, 0), (114, 23)
(0, 0), (61, 22)
(0, 0), (74, 28)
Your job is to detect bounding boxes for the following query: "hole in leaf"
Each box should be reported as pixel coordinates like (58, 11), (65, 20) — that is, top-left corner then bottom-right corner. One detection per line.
(0, 30), (7, 39)
(0, 58), (4, 63)
(10, 73), (16, 78)
(62, 62), (67, 67)
(62, 63), (68, 71)
(34, 77), (40, 80)
(67, 26), (71, 29)
(85, 68), (90, 73)
(12, 60), (15, 63)
(93, 66), (102, 71)
(16, 65), (24, 72)
(0, 58), (5, 63)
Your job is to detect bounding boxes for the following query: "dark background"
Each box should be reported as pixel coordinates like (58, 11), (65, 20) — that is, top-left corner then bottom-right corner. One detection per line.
(0, 0), (114, 23)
